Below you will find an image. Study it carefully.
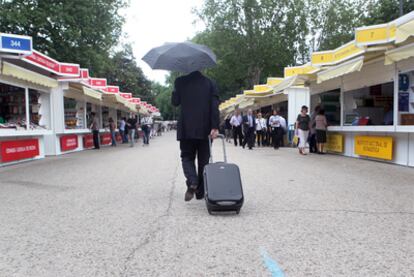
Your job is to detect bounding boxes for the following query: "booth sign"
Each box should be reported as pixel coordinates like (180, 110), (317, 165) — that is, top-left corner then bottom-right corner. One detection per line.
(0, 139), (39, 162)
(83, 134), (94, 149)
(60, 135), (78, 152)
(0, 33), (32, 55)
(100, 133), (112, 145)
(326, 134), (344, 153)
(354, 136), (393, 160)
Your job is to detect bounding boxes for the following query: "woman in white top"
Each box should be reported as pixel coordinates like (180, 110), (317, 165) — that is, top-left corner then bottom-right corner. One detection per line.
(255, 113), (267, 147)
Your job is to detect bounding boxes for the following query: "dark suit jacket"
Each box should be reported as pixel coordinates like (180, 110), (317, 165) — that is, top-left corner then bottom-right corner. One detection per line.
(171, 71), (220, 140)
(242, 115), (256, 130)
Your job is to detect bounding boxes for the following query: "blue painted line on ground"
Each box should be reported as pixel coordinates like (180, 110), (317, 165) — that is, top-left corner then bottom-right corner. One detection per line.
(261, 248), (285, 277)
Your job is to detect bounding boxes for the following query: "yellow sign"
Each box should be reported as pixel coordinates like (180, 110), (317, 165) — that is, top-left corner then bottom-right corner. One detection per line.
(355, 23), (395, 45)
(354, 136), (393, 160)
(312, 41), (364, 65)
(253, 85), (271, 93)
(284, 64), (318, 77)
(326, 134), (344, 153)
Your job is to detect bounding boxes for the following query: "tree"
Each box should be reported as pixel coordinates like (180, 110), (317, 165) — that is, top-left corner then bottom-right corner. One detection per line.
(0, 0), (127, 76)
(364, 0), (414, 25)
(104, 45), (153, 101)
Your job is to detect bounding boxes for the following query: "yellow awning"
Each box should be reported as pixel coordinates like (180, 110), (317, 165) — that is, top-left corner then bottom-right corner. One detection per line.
(317, 56), (364, 84)
(238, 98), (255, 109)
(1, 62), (58, 88)
(267, 77), (283, 86)
(272, 74), (310, 93)
(83, 86), (102, 100)
(385, 42), (414, 65)
(395, 13), (414, 44)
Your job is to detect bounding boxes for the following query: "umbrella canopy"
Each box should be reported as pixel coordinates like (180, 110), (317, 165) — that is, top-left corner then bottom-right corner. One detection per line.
(142, 42), (217, 73)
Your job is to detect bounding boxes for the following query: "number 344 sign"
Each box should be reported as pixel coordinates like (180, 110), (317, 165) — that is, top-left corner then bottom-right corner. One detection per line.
(0, 33), (33, 55)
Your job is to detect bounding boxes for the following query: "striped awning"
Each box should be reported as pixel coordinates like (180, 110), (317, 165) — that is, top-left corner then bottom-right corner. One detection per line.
(317, 56), (364, 84)
(385, 42), (414, 65)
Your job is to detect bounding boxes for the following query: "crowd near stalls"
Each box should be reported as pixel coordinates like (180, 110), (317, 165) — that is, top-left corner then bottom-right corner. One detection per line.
(0, 33), (161, 166)
(221, 11), (414, 167)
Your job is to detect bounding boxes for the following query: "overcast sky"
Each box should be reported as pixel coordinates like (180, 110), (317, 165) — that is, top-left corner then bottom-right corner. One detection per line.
(123, 0), (205, 84)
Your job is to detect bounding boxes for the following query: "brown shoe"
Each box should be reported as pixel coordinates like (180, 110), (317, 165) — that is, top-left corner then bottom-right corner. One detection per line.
(184, 185), (198, 202)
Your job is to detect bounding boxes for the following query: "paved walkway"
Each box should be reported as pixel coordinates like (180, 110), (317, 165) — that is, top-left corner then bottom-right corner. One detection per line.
(0, 132), (413, 277)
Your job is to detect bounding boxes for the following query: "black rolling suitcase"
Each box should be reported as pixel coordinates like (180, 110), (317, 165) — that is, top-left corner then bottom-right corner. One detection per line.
(203, 134), (244, 215)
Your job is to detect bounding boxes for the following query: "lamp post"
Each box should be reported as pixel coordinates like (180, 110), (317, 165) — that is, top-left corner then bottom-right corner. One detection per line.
(399, 0), (403, 16)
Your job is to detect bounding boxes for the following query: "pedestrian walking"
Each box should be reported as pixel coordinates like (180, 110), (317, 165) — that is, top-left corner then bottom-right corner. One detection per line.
(242, 109), (256, 150)
(119, 117), (127, 143)
(269, 110), (283, 149)
(89, 112), (100, 150)
(230, 109), (243, 147)
(309, 105), (320, 153)
(315, 109), (328, 154)
(255, 113), (267, 147)
(109, 117), (116, 147)
(171, 70), (220, 202)
(127, 115), (137, 147)
(141, 114), (153, 145)
(295, 105), (311, 155)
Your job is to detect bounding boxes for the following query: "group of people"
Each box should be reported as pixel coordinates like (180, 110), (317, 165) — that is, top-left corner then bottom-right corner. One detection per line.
(89, 113), (154, 150)
(222, 104), (329, 155)
(224, 109), (287, 150)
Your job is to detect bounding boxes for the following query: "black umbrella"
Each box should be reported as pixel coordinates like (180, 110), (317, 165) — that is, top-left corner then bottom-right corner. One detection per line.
(142, 41), (217, 73)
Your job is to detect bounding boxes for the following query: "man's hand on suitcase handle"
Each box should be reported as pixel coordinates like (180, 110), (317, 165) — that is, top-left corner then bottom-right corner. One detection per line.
(210, 129), (219, 139)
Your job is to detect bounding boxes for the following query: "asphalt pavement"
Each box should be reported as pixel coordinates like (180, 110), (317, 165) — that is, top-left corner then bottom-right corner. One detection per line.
(0, 132), (413, 277)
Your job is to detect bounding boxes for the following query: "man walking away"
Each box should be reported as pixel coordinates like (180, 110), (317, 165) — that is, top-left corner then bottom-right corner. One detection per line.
(230, 109), (243, 147)
(172, 71), (220, 202)
(269, 110), (283, 150)
(141, 114), (153, 145)
(242, 109), (256, 150)
(90, 112), (100, 150)
(127, 115), (137, 147)
(255, 112), (267, 147)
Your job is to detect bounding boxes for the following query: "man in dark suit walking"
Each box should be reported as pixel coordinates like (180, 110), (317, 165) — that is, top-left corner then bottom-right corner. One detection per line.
(242, 109), (256, 150)
(172, 71), (220, 202)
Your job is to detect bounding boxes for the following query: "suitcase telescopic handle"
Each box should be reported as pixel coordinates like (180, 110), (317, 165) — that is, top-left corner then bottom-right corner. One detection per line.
(208, 134), (227, 163)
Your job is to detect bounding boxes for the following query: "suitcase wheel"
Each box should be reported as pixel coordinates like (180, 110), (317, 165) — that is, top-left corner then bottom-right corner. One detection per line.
(235, 209), (241, 215)
(208, 209), (213, 215)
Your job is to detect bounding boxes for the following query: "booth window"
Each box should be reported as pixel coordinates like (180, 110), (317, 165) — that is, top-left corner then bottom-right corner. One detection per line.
(29, 89), (50, 130)
(398, 71), (414, 125)
(64, 97), (85, 129)
(0, 83), (26, 130)
(343, 82), (394, 126)
(312, 89), (341, 126)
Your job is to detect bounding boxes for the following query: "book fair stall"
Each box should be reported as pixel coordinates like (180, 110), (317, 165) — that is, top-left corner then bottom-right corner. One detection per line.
(0, 32), (157, 166)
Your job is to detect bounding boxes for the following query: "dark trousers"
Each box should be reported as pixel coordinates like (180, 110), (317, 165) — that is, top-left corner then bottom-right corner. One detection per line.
(143, 127), (150, 144)
(92, 130), (100, 149)
(256, 130), (265, 146)
(271, 127), (283, 149)
(233, 126), (243, 146)
(309, 133), (317, 153)
(243, 127), (255, 149)
(120, 130), (127, 143)
(110, 131), (116, 146)
(180, 139), (210, 196)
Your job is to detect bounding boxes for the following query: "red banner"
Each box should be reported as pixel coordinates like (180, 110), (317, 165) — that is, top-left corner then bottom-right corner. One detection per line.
(129, 98), (141, 103)
(0, 139), (40, 163)
(60, 135), (78, 152)
(120, 93), (132, 99)
(89, 78), (107, 88)
(103, 86), (120, 93)
(80, 69), (89, 79)
(25, 50), (60, 73)
(59, 63), (80, 76)
(83, 134), (94, 149)
(100, 133), (112, 145)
